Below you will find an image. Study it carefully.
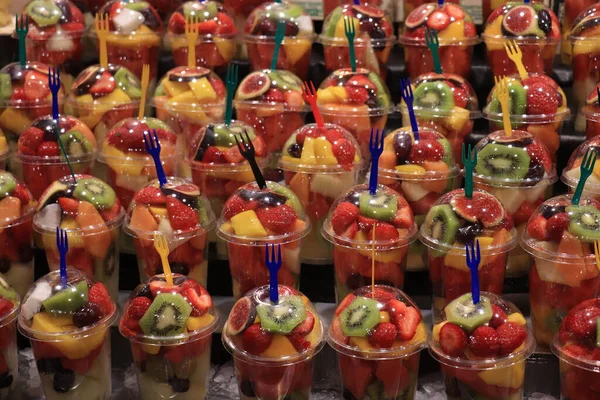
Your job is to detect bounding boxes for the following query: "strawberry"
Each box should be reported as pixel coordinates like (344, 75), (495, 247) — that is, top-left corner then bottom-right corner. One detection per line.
(526, 143), (552, 172)
(99, 199), (121, 222)
(347, 86), (369, 104)
(264, 88), (285, 103)
(443, 3), (465, 19)
(324, 129), (344, 143)
(164, 344), (188, 364)
(332, 138), (356, 166)
(526, 82), (559, 115)
(89, 71), (115, 95)
(18, 127), (44, 153)
(496, 322), (527, 355)
(393, 207), (413, 229)
(166, 197), (198, 231)
(566, 307), (600, 340)
(37, 141), (60, 157)
(358, 215), (377, 232)
(168, 11), (186, 33)
(385, 299), (407, 329)
(197, 20), (218, 34)
(346, 75), (375, 90)
(292, 310), (315, 336)
(426, 10), (450, 30)
(242, 324), (273, 355)
(374, 222), (399, 241)
(439, 322), (467, 357)
(10, 87), (27, 103)
(408, 140), (443, 163)
(215, 13), (236, 35)
(592, 348), (600, 360)
(463, 21), (476, 37)
(489, 305), (508, 329)
(526, 214), (548, 241)
(523, 75), (558, 90)
(88, 283), (113, 317)
(546, 212), (570, 242)
(134, 186), (166, 206)
(396, 306), (421, 341)
(452, 86), (469, 109)
(202, 146), (226, 163)
(223, 195), (259, 220)
(335, 293), (356, 316)
(58, 197), (80, 214)
(468, 326), (499, 357)
(0, 299), (12, 318)
(12, 184), (31, 206)
(369, 287), (395, 303)
(341, 221), (359, 239)
(256, 204), (297, 234)
(208, 75), (226, 99)
(287, 332), (311, 352)
(223, 146), (244, 164)
(24, 71), (50, 101)
(127, 297), (152, 321)
(182, 286), (212, 316)
(368, 322), (397, 348)
(331, 202), (359, 235)
(562, 343), (589, 358)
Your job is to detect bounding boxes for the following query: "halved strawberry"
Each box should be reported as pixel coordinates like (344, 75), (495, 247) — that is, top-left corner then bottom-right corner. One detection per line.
(358, 215), (377, 232)
(335, 293), (356, 316)
(374, 222), (399, 241)
(134, 186), (166, 205)
(393, 207), (413, 229)
(58, 197), (80, 214)
(526, 214), (548, 241)
(242, 324), (273, 355)
(89, 71), (115, 95)
(331, 202), (359, 235)
(223, 146), (244, 163)
(396, 306), (420, 341)
(292, 310), (315, 336)
(439, 322), (467, 357)
(182, 286), (212, 316)
(287, 332), (311, 352)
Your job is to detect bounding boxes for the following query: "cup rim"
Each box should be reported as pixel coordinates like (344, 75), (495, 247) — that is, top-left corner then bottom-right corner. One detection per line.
(521, 228), (598, 263)
(482, 105), (571, 124)
(568, 34), (600, 43)
(124, 214), (216, 242)
(471, 170), (558, 187)
(24, 28), (87, 40)
(551, 337), (600, 372)
(97, 151), (179, 166)
(319, 34), (397, 48)
(216, 217), (311, 245)
(34, 206), (125, 234)
(379, 164), (462, 181)
(0, 98), (61, 109)
(244, 33), (316, 43)
(166, 31), (238, 41)
(14, 151), (96, 165)
(1, 205), (35, 229)
(419, 226), (518, 256)
(187, 158), (268, 173)
(151, 98), (226, 112)
(66, 97), (141, 109)
(233, 99), (310, 113)
(322, 218), (418, 250)
(581, 106), (600, 123)
(398, 103), (481, 120)
(398, 34), (480, 46)
(561, 173), (600, 194)
(481, 33), (560, 45)
(318, 103), (396, 117)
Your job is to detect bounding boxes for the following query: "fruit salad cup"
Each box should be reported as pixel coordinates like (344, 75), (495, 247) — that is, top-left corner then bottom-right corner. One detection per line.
(581, 83), (600, 138)
(14, 115), (97, 200)
(67, 64), (142, 147)
(482, 2), (560, 77)
(319, 4), (395, 78)
(187, 121), (268, 259)
(399, 73), (479, 166)
(420, 188), (518, 319)
(430, 292), (535, 400)
(522, 195), (600, 347)
(377, 127), (461, 271)
(281, 123), (363, 264)
(399, 3), (479, 79)
(222, 284), (324, 400)
(244, 1), (314, 80)
(552, 298), (600, 400)
(33, 174), (125, 300)
(0, 276), (18, 399)
(562, 137), (600, 201)
(0, 129), (8, 170)
(329, 285), (428, 400)
(99, 117), (178, 209)
(321, 183), (417, 302)
(317, 68), (393, 160)
(18, 269), (117, 399)
(126, 177), (215, 285)
(324, 0), (383, 19)
(221, 0), (268, 58)
(166, 1), (237, 73)
(560, 0), (597, 64)
(217, 182), (310, 299)
(0, 171), (36, 298)
(483, 74), (570, 159)
(120, 274), (218, 399)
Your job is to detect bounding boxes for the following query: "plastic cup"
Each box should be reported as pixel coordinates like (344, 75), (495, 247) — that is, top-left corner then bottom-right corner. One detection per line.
(33, 174), (125, 301)
(0, 278), (19, 399)
(430, 292), (535, 400)
(562, 136), (600, 201)
(222, 284), (325, 399)
(221, 0), (268, 59)
(329, 285), (428, 400)
(420, 188), (518, 320)
(322, 183), (417, 302)
(481, 0), (506, 23)
(521, 195), (600, 347)
(18, 269), (118, 399)
(217, 181), (310, 299)
(560, 0), (597, 64)
(399, 3), (479, 80)
(125, 177), (215, 285)
(281, 123), (364, 264)
(581, 86), (600, 138)
(377, 127), (462, 271)
(319, 4), (395, 79)
(119, 274), (218, 399)
(0, 129), (8, 170)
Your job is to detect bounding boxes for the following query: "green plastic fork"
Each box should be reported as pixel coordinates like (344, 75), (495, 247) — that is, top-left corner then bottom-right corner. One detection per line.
(425, 27), (442, 74)
(270, 21), (286, 70)
(572, 148), (597, 205)
(344, 16), (357, 72)
(462, 143), (477, 199)
(15, 15), (28, 67)
(225, 63), (238, 125)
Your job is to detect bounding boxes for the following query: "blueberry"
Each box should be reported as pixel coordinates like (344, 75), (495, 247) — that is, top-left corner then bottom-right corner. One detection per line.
(369, 26), (388, 50)
(53, 368), (75, 393)
(525, 161), (545, 182)
(0, 372), (12, 389)
(537, 10), (552, 34)
(284, 21), (299, 36)
(393, 133), (412, 164)
(455, 222), (483, 244)
(194, 147), (205, 162)
(288, 143), (302, 158)
(169, 263), (190, 276)
(36, 358), (62, 374)
(540, 204), (565, 219)
(136, 284), (153, 299)
(239, 380), (256, 397)
(140, 8), (161, 30)
(0, 259), (9, 274)
(168, 377), (191, 393)
(255, 19), (278, 35)
(55, 0), (72, 24)
(73, 303), (102, 328)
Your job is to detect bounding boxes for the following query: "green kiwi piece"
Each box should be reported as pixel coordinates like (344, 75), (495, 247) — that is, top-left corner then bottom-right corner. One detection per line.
(124, 1), (150, 12)
(325, 7), (344, 37)
(61, 131), (94, 158)
(114, 67), (142, 99)
(367, 72), (391, 109)
(340, 296), (380, 337)
(267, 71), (301, 92)
(413, 82), (455, 113)
(0, 74), (12, 100)
(438, 137), (453, 166)
(423, 204), (459, 246)
(266, 182), (303, 215)
(139, 293), (192, 336)
(154, 83), (166, 97)
(358, 192), (397, 223)
(42, 281), (89, 313)
(144, 118), (171, 131)
(489, 81), (527, 116)
(256, 295), (306, 334)
(475, 144), (531, 180)
(72, 178), (116, 210)
(0, 171), (17, 196)
(366, 381), (384, 400)
(25, 0), (62, 27)
(444, 293), (492, 332)
(0, 275), (17, 300)
(277, 3), (303, 19)
(565, 205), (600, 241)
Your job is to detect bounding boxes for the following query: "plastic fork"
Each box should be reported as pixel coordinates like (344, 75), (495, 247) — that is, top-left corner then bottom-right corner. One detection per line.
(595, 240), (600, 272)
(301, 81), (325, 131)
(344, 16), (357, 72)
(15, 15), (28, 67)
(504, 40), (527, 80)
(225, 63), (238, 125)
(235, 130), (267, 189)
(270, 21), (286, 70)
(144, 129), (167, 187)
(138, 64), (150, 120)
(399, 77), (419, 140)
(154, 233), (173, 286)
(369, 128), (384, 195)
(265, 243), (282, 303)
(424, 27), (442, 74)
(572, 148), (597, 205)
(56, 227), (69, 287)
(462, 143), (477, 199)
(95, 13), (109, 69)
(465, 239), (481, 304)
(49, 67), (76, 182)
(185, 15), (199, 68)
(494, 75), (513, 137)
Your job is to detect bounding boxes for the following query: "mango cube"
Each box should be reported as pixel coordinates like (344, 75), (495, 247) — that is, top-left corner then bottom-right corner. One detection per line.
(230, 210), (268, 237)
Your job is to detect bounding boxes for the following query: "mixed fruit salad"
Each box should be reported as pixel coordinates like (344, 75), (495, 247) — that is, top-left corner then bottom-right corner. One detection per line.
(222, 285), (324, 400)
(562, 137), (600, 200)
(328, 285), (427, 400)
(321, 184), (417, 302)
(430, 292), (534, 400)
(580, 82), (600, 139)
(560, 0), (596, 63)
(0, 276), (18, 399)
(119, 273), (218, 400)
(18, 269), (117, 399)
(400, 3), (478, 79)
(126, 177), (215, 285)
(217, 181), (310, 299)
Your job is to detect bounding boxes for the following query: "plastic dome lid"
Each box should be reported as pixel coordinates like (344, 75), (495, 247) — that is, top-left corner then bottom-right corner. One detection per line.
(317, 68), (394, 116)
(0, 275), (19, 325)
(167, 1), (237, 39)
(280, 123), (363, 172)
(319, 3), (395, 46)
(329, 285), (427, 358)
(400, 3), (479, 45)
(568, 3), (600, 41)
(234, 69), (308, 111)
(245, 1), (314, 38)
(482, 2), (560, 42)
(126, 177), (215, 238)
(562, 137), (600, 193)
(581, 82), (600, 122)
(68, 64), (142, 108)
(217, 181), (310, 244)
(23, 0), (86, 38)
(96, 0), (163, 35)
(0, 170), (36, 227)
(0, 62), (64, 108)
(222, 284), (324, 364)
(120, 273), (218, 343)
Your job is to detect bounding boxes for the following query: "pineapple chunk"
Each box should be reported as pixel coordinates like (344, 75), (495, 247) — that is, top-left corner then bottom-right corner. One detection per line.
(444, 107), (470, 132)
(230, 210), (267, 237)
(189, 77), (217, 103)
(313, 138), (338, 165)
(300, 137), (317, 165)
(163, 80), (190, 97)
(186, 313), (215, 331)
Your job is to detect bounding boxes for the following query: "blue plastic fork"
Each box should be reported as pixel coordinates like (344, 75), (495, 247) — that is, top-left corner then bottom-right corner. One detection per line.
(270, 21), (286, 70)
(49, 67), (77, 182)
(369, 128), (384, 195)
(462, 143), (477, 199)
(399, 78), (419, 140)
(572, 148), (598, 205)
(16, 15), (28, 67)
(265, 243), (282, 303)
(144, 129), (167, 187)
(225, 63), (238, 125)
(56, 227), (69, 287)
(465, 239), (481, 304)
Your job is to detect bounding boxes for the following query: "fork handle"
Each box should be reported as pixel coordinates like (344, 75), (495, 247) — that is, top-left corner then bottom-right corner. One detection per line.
(348, 41), (357, 73)
(369, 155), (381, 194)
(468, 262), (480, 304)
(151, 153), (168, 187)
(18, 32), (27, 67)
(515, 64), (528, 81)
(572, 179), (586, 205)
(406, 103), (419, 140)
(500, 99), (513, 137)
(51, 92), (59, 120)
(159, 254), (173, 285)
(268, 263), (281, 303)
(187, 36), (196, 68)
(59, 249), (68, 283)
(248, 158), (267, 189)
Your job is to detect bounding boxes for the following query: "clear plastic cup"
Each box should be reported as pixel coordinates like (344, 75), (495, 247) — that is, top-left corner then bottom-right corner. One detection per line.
(0, 129), (8, 170)
(221, 0), (268, 59)
(33, 174), (125, 300)
(562, 137), (600, 201)
(187, 121), (268, 260)
(560, 0), (597, 64)
(481, 0), (506, 23)
(319, 4), (395, 78)
(281, 123), (363, 264)
(521, 195), (600, 347)
(321, 183), (417, 302)
(430, 292), (535, 399)
(13, 114), (97, 200)
(399, 3), (479, 79)
(217, 181), (310, 299)
(420, 188), (518, 320)
(582, 83), (600, 138)
(0, 277), (19, 399)
(124, 177), (215, 285)
(323, 0), (384, 20)
(317, 68), (394, 161)
(18, 269), (118, 399)
(119, 273), (219, 399)
(377, 127), (462, 271)
(482, 2), (560, 77)
(398, 72), (479, 167)
(222, 284), (324, 400)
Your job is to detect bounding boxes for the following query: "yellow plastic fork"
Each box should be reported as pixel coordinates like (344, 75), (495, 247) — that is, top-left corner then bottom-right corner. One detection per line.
(95, 13), (109, 69)
(154, 233), (173, 285)
(185, 15), (199, 68)
(595, 240), (600, 272)
(504, 40), (527, 80)
(138, 64), (150, 120)
(494, 75), (512, 137)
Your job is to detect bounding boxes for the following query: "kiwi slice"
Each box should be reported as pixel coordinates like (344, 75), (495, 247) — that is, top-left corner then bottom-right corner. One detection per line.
(256, 295), (306, 334)
(475, 144), (531, 180)
(114, 68), (142, 99)
(0, 275), (17, 301)
(267, 71), (301, 92)
(25, 0), (62, 27)
(0, 171), (17, 195)
(358, 192), (397, 223)
(565, 205), (600, 241)
(339, 297), (380, 337)
(368, 72), (391, 109)
(124, 1), (150, 12)
(413, 82), (455, 113)
(42, 281), (89, 313)
(61, 131), (94, 158)
(139, 293), (192, 336)
(438, 137), (453, 166)
(144, 118), (171, 131)
(444, 293), (493, 332)
(266, 182), (303, 215)
(423, 205), (459, 246)
(325, 7), (344, 36)
(72, 178), (116, 210)
(490, 81), (527, 116)
(0, 74), (11, 100)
